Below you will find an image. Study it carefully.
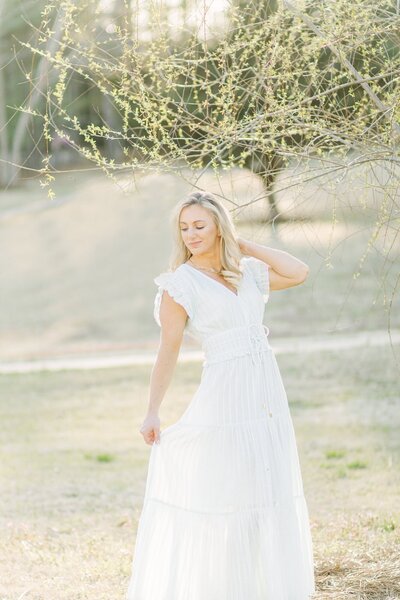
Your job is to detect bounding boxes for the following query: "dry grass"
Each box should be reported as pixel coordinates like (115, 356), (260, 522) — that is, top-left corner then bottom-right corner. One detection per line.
(312, 513), (400, 599)
(0, 340), (399, 599)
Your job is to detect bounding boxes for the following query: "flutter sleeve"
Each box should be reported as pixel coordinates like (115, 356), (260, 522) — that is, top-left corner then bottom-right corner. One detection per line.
(244, 256), (270, 303)
(153, 269), (194, 327)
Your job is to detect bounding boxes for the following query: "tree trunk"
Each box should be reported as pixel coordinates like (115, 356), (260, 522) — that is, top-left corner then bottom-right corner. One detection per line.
(8, 7), (65, 186)
(0, 0), (11, 187)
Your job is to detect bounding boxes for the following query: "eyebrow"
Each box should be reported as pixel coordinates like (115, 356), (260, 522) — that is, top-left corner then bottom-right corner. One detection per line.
(179, 219), (206, 225)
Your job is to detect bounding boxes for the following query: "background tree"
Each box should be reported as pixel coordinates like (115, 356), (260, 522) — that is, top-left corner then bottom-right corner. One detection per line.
(0, 0), (49, 187)
(15, 0), (398, 220)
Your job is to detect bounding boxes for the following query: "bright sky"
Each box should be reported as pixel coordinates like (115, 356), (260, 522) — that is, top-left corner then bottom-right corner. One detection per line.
(100, 0), (230, 40)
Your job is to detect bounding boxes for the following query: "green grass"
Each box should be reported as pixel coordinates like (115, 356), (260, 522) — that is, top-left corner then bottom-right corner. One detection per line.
(325, 449), (347, 459)
(347, 460), (368, 469)
(381, 518), (397, 532)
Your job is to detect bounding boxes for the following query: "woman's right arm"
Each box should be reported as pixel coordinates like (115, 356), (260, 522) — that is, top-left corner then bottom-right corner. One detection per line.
(139, 289), (188, 446)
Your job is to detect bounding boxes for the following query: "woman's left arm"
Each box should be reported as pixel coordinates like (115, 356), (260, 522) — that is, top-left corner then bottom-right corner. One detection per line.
(238, 238), (309, 291)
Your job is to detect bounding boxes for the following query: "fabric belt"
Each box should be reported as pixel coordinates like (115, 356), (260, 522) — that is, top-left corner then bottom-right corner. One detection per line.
(202, 323), (271, 366)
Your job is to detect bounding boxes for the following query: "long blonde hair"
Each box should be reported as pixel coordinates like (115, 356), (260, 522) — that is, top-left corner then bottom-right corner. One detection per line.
(168, 191), (244, 291)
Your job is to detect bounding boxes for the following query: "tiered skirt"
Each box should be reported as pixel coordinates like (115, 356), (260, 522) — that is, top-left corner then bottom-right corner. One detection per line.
(127, 325), (316, 599)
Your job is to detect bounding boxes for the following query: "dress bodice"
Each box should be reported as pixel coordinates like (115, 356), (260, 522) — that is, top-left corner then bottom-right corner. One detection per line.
(153, 256), (270, 344)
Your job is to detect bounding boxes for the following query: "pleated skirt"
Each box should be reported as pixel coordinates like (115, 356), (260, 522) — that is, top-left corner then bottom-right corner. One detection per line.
(127, 347), (316, 600)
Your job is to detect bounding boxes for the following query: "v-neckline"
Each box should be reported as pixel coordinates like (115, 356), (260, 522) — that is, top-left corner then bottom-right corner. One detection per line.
(183, 262), (241, 298)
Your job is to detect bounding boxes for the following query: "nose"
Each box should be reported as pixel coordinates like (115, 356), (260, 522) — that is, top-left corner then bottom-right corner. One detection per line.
(188, 233), (201, 242)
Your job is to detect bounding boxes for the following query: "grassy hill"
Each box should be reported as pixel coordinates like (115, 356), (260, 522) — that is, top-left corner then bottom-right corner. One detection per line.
(0, 164), (398, 361)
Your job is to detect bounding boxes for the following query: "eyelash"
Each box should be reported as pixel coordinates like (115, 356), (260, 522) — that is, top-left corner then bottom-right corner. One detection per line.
(181, 227), (204, 231)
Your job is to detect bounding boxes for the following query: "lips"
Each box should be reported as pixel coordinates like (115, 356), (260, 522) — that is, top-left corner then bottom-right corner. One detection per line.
(189, 242), (202, 247)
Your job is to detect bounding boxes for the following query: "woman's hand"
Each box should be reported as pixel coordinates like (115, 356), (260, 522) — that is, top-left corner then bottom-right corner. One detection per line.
(140, 412), (161, 445)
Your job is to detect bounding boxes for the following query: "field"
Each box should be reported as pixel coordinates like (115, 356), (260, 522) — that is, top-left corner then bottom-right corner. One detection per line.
(1, 166), (399, 599)
(1, 343), (399, 599)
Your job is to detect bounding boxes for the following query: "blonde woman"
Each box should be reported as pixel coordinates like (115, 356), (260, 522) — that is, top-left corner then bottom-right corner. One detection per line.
(127, 191), (315, 599)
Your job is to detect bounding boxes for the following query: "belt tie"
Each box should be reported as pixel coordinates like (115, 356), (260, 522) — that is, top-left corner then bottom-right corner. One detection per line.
(248, 323), (273, 417)
(248, 323), (270, 366)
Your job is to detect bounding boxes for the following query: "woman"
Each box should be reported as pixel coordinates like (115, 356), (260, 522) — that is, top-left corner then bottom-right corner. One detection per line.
(127, 191), (316, 600)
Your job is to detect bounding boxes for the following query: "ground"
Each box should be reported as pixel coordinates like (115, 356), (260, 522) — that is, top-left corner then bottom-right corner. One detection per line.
(0, 167), (399, 599)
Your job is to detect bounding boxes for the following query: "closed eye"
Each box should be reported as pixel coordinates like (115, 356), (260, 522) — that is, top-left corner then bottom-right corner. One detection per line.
(181, 227), (204, 231)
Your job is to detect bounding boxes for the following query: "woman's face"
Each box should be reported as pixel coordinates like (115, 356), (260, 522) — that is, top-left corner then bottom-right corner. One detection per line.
(179, 205), (220, 256)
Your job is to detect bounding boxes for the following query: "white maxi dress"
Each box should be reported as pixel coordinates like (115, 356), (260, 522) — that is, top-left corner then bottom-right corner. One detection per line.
(127, 256), (316, 600)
